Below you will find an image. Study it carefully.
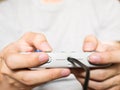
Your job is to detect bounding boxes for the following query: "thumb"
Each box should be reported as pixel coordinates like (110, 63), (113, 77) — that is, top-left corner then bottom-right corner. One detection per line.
(89, 50), (120, 64)
(83, 35), (99, 52)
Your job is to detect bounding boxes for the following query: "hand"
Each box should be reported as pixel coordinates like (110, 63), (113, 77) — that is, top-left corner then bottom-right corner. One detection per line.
(0, 32), (70, 90)
(72, 35), (120, 90)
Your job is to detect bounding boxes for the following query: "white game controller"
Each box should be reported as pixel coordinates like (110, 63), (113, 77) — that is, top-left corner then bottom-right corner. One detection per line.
(32, 52), (111, 69)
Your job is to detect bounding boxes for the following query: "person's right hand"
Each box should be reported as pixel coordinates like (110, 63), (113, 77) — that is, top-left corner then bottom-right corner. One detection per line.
(0, 32), (70, 90)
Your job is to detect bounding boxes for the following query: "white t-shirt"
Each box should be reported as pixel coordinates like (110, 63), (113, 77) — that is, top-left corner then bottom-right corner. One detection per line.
(0, 0), (120, 90)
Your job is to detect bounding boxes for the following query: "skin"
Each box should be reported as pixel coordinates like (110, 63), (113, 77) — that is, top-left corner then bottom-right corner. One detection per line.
(0, 32), (120, 90)
(0, 32), (71, 90)
(72, 35), (120, 90)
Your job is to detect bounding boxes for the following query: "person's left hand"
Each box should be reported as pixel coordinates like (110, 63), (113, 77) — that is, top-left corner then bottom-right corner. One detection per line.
(72, 35), (120, 90)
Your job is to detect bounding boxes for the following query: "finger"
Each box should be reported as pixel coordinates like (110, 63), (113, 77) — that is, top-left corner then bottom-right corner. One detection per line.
(87, 89), (93, 90)
(71, 68), (84, 75)
(89, 50), (120, 64)
(12, 69), (70, 86)
(87, 88), (94, 90)
(107, 85), (120, 90)
(75, 64), (119, 81)
(19, 32), (52, 52)
(5, 52), (49, 69)
(83, 35), (99, 52)
(78, 74), (120, 90)
(1, 42), (20, 56)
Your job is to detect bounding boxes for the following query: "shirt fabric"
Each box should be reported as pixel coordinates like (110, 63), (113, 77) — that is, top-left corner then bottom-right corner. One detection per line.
(0, 0), (120, 90)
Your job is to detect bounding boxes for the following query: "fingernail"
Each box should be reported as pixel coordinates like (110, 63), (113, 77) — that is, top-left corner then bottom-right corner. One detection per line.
(40, 42), (52, 51)
(39, 53), (48, 62)
(61, 69), (70, 77)
(89, 54), (101, 64)
(84, 43), (95, 51)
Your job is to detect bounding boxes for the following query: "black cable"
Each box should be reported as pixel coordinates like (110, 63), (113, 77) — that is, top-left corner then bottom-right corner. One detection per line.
(67, 57), (90, 90)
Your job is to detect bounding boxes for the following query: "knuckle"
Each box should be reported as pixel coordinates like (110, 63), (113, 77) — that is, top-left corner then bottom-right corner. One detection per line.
(6, 55), (16, 69)
(23, 32), (46, 40)
(1, 61), (12, 75)
(102, 52), (112, 63)
(1, 67), (10, 75)
(21, 76), (34, 86)
(106, 51), (112, 59)
(48, 72), (56, 80)
(48, 70), (61, 80)
(96, 71), (107, 81)
(44, 71), (56, 81)
(35, 33), (47, 42)
(93, 83), (105, 90)
(27, 54), (39, 67)
(23, 32), (34, 36)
